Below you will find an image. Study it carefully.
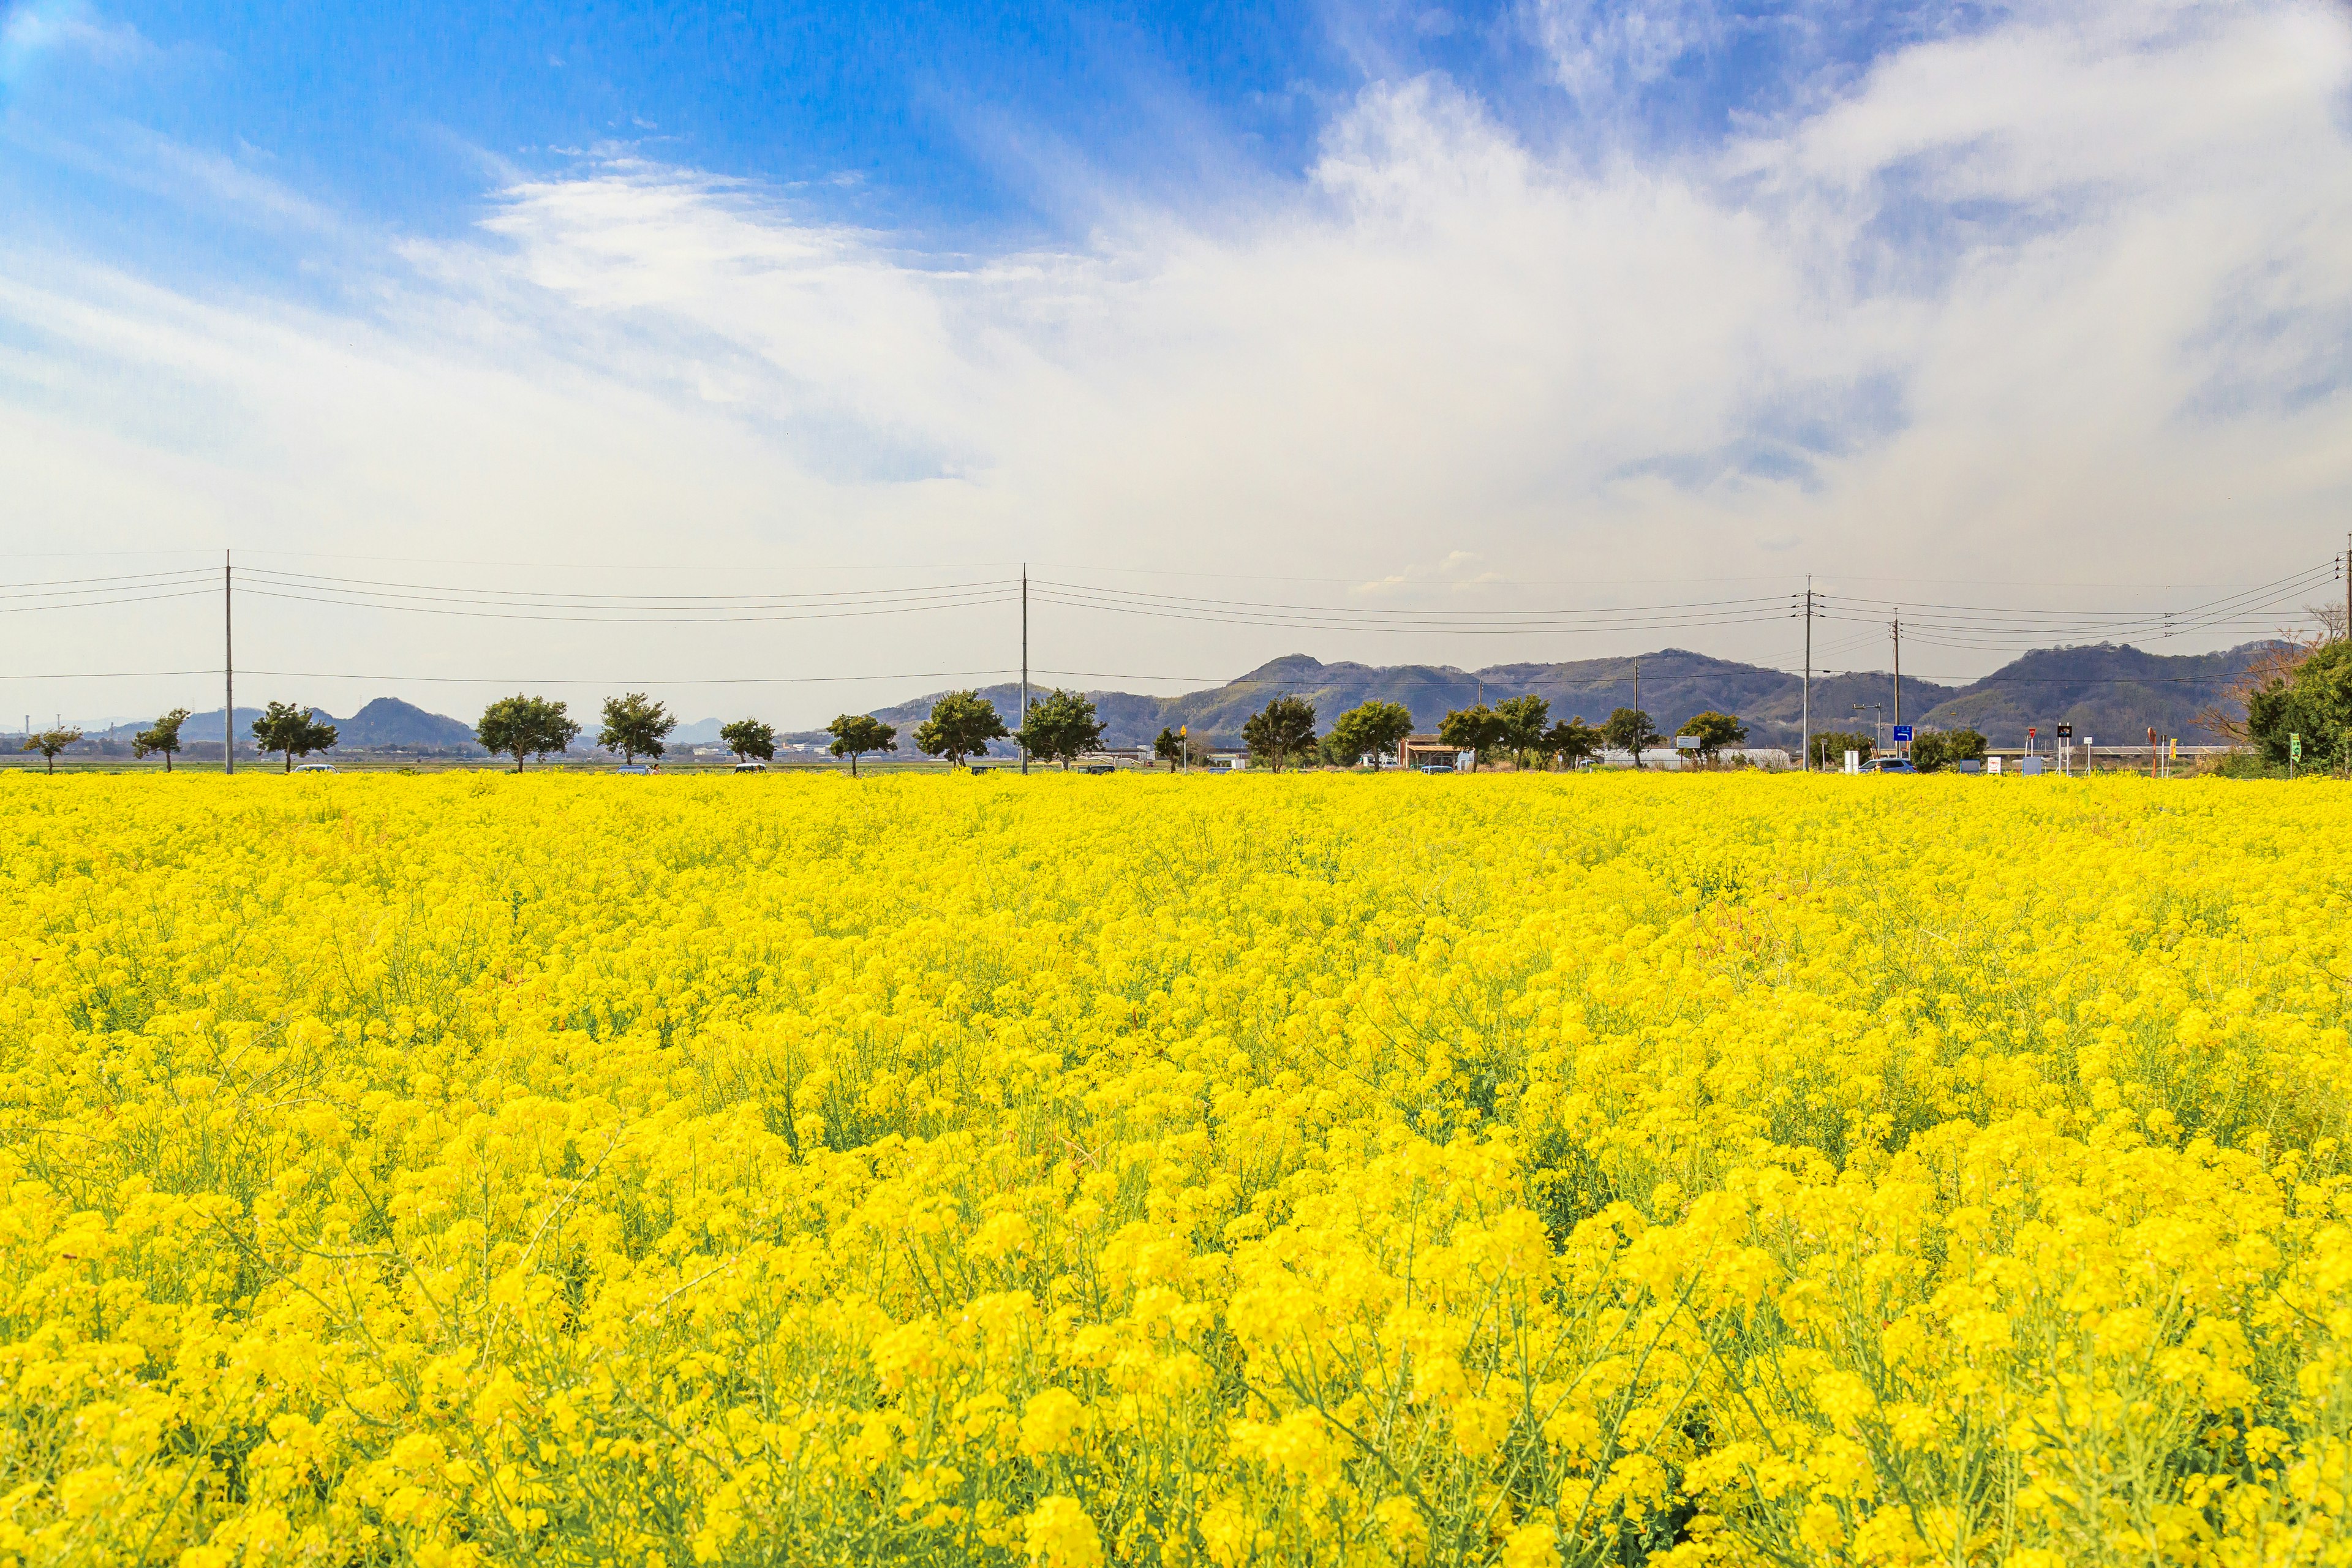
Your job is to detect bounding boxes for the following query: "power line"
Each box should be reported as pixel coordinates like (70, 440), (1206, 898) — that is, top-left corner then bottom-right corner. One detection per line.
(233, 586), (1022, 625)
(239, 567), (1021, 606)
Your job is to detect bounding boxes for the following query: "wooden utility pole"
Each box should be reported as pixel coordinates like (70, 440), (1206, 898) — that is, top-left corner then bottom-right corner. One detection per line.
(1802, 577), (1812, 772)
(1019, 564), (1028, 776)
(224, 549), (234, 775)
(1891, 608), (1901, 735)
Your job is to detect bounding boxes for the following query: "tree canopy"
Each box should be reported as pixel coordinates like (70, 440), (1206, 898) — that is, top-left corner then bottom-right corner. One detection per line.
(132, 709), (190, 772)
(1242, 696), (1318, 772)
(252, 703), (338, 772)
(1675, 710), (1747, 763)
(1599, 707), (1662, 763)
(598, 693), (676, 766)
(913, 692), (1008, 768)
(1153, 727), (1186, 771)
(2247, 639), (2352, 770)
(1326, 701), (1415, 767)
(827, 714), (898, 776)
(1015, 689), (1106, 771)
(1908, 729), (1988, 772)
(20, 726), (82, 774)
(720, 718), (777, 764)
(478, 695), (582, 772)
(1494, 695), (1550, 765)
(1437, 704), (1504, 760)
(1542, 717), (1603, 771)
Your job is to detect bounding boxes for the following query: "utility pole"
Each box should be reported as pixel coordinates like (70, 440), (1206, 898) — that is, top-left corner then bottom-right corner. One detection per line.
(2343, 532), (2348, 639)
(1019, 564), (1029, 776)
(1632, 660), (1641, 768)
(1891, 607), (1902, 737)
(1801, 577), (1813, 772)
(224, 549), (235, 775)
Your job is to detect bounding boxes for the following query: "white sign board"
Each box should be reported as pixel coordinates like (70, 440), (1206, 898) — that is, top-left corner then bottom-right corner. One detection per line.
(1987, 756), (2002, 775)
(1843, 750), (1860, 775)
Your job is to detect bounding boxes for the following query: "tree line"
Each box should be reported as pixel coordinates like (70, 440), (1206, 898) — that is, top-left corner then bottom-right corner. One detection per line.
(17, 684), (1987, 775)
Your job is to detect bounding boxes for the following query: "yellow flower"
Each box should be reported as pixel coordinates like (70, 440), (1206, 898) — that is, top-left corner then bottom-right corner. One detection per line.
(1023, 1496), (1104, 1568)
(1019, 1388), (1086, 1456)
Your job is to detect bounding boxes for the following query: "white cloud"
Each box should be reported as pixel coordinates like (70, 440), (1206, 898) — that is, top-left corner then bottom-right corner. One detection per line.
(0, 0), (148, 81)
(0, 0), (2346, 729)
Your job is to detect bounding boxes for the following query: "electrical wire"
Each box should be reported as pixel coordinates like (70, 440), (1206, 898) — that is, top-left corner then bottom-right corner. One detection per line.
(234, 586), (1022, 625)
(238, 567), (1021, 607)
(0, 589), (218, 614)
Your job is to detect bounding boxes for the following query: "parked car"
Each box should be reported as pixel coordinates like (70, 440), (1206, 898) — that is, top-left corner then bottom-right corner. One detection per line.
(293, 762), (336, 773)
(615, 764), (651, 775)
(1866, 758), (1917, 774)
(732, 761), (767, 772)
(1418, 763), (1455, 774)
(1079, 764), (1117, 775)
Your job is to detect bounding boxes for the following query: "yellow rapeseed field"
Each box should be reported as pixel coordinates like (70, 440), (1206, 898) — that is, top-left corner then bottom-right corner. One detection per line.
(5, 771), (2352, 1568)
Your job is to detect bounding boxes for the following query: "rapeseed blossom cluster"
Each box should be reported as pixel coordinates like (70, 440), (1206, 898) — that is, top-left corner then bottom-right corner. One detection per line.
(1, 771), (2348, 1567)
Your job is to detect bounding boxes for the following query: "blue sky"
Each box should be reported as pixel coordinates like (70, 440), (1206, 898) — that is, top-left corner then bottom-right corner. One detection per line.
(0, 0), (2348, 728)
(4, 0), (1980, 255)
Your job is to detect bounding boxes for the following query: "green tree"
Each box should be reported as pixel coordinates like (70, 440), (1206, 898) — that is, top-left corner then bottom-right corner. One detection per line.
(1494, 694), (1551, 767)
(1908, 729), (1987, 772)
(1015, 689), (1106, 771)
(1242, 695), (1319, 772)
(132, 708), (190, 773)
(20, 726), (82, 774)
(1153, 727), (1186, 772)
(827, 714), (897, 777)
(2247, 640), (2352, 769)
(1808, 730), (1875, 769)
(913, 692), (1008, 768)
(1438, 704), (1504, 763)
(252, 702), (337, 772)
(598, 693), (676, 766)
(1542, 716), (1602, 771)
(1325, 701), (1416, 768)
(1599, 707), (1661, 764)
(720, 718), (778, 764)
(477, 695), (581, 772)
(1675, 710), (1747, 764)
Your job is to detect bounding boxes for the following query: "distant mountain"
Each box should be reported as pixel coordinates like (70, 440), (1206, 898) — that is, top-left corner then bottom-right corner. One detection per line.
(325, 698), (480, 750)
(90, 698), (482, 755)
(1911, 643), (2258, 744)
(831, 643), (2272, 754)
(56, 641), (2265, 764)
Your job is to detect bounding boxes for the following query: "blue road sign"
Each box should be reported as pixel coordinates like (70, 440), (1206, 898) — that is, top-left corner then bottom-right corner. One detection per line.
(1891, 725), (1913, 744)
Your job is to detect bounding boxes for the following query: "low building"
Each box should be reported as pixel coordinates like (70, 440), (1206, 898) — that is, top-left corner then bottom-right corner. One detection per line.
(1398, 735), (1470, 769)
(1599, 747), (1795, 770)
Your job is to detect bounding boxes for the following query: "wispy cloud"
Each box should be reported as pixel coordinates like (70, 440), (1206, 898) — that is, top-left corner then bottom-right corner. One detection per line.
(0, 0), (148, 84)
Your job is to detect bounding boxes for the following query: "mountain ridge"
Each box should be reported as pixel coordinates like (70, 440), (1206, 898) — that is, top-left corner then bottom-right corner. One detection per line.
(817, 641), (2267, 753)
(53, 642), (2269, 758)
